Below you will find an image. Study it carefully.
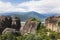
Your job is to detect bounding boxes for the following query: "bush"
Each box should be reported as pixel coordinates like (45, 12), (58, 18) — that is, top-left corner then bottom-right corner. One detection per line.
(0, 33), (17, 40)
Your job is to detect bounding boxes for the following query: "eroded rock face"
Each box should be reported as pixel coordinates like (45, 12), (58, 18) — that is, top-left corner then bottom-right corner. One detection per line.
(2, 28), (16, 34)
(20, 18), (40, 35)
(45, 16), (60, 32)
(11, 16), (21, 31)
(0, 16), (21, 34)
(0, 16), (12, 34)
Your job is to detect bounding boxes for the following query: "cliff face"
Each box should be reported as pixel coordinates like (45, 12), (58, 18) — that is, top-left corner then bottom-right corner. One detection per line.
(45, 16), (60, 32)
(0, 16), (21, 34)
(0, 16), (12, 34)
(20, 18), (40, 35)
(0, 16), (40, 35)
(11, 16), (21, 31)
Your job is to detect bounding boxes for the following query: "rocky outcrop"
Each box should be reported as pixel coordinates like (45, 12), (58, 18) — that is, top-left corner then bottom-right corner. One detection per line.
(20, 18), (40, 35)
(0, 16), (21, 34)
(0, 16), (40, 35)
(0, 16), (12, 34)
(45, 16), (60, 32)
(2, 28), (21, 36)
(11, 16), (21, 31)
(2, 28), (17, 34)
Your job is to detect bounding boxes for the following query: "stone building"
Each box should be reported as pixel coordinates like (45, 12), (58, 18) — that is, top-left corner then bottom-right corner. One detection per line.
(45, 16), (60, 32)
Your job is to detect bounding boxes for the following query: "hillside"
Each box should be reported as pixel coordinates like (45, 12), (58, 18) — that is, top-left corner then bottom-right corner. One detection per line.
(1, 11), (46, 22)
(1, 11), (60, 22)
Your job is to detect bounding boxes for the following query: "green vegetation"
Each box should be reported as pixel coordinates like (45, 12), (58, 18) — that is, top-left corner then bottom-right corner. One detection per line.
(31, 18), (40, 22)
(31, 18), (37, 21)
(0, 23), (60, 40)
(0, 18), (60, 40)
(58, 21), (60, 26)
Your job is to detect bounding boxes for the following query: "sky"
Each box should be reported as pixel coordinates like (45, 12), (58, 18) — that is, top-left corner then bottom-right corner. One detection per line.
(0, 0), (60, 14)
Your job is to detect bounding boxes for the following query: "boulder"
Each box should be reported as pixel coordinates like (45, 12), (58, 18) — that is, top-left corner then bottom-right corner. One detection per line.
(20, 18), (40, 35)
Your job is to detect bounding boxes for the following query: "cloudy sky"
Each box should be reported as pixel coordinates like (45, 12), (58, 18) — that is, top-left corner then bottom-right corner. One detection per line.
(0, 0), (60, 14)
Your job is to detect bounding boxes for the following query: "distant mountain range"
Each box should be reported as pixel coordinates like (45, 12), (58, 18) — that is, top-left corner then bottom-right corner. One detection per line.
(0, 11), (60, 22)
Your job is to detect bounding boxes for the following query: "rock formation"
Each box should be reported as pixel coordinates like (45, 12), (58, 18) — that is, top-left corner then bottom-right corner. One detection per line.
(0, 16), (12, 34)
(2, 28), (17, 34)
(0, 16), (21, 34)
(20, 18), (40, 35)
(11, 16), (21, 31)
(0, 16), (40, 35)
(45, 16), (60, 32)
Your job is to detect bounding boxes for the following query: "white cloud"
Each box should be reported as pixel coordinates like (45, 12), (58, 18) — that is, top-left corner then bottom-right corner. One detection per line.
(0, 1), (26, 13)
(0, 0), (60, 14)
(18, 0), (60, 13)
